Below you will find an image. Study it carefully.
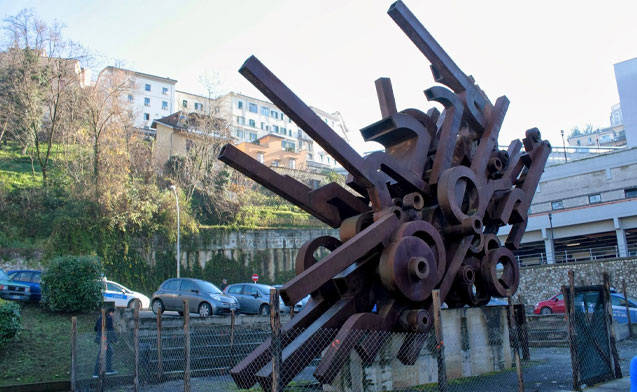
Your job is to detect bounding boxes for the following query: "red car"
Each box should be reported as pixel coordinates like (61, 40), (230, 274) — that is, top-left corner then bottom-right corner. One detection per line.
(533, 293), (565, 315)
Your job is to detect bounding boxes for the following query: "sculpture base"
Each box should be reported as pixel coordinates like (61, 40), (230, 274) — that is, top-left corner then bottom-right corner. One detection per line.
(325, 305), (513, 391)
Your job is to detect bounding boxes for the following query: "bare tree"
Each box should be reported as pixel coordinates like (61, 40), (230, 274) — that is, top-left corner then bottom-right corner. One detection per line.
(0, 9), (88, 184)
(81, 66), (135, 202)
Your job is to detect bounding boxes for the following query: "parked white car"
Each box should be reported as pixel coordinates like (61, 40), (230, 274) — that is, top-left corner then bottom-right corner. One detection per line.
(102, 279), (150, 309)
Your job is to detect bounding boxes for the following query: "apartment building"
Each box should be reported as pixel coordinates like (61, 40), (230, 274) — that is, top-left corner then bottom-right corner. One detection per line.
(175, 90), (214, 115)
(215, 92), (350, 172)
(100, 66), (177, 129)
(151, 111), (231, 167)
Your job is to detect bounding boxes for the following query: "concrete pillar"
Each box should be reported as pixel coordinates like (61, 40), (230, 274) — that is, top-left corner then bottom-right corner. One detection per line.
(542, 228), (555, 264)
(614, 217), (628, 258)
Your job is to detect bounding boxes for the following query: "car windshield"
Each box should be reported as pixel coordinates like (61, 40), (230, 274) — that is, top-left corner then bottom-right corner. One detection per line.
(0, 269), (8, 280)
(197, 281), (222, 294)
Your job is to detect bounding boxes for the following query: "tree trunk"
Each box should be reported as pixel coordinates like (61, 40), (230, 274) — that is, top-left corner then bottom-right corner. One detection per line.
(0, 121), (7, 148)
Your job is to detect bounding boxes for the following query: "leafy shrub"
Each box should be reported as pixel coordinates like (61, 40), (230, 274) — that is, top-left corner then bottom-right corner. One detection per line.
(41, 255), (103, 313)
(0, 298), (22, 347)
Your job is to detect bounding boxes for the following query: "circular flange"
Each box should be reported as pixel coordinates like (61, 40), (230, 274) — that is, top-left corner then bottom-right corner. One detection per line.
(438, 165), (481, 224)
(480, 246), (519, 297)
(379, 236), (438, 302)
(392, 220), (446, 286)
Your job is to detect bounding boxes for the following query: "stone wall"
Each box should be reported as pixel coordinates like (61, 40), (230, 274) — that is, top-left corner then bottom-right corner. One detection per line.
(169, 227), (339, 281)
(517, 257), (637, 306)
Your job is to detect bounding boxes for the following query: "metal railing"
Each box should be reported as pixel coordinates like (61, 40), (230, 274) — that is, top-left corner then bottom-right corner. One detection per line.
(516, 245), (637, 267)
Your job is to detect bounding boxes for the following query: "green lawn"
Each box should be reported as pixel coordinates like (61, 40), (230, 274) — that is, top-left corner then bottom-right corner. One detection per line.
(0, 144), (42, 191)
(0, 302), (96, 386)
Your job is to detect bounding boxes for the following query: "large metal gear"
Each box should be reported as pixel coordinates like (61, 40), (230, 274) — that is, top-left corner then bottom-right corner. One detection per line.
(218, 1), (550, 389)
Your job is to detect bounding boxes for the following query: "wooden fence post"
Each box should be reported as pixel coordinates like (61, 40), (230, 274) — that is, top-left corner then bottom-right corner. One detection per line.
(183, 299), (191, 392)
(507, 291), (524, 392)
(133, 300), (140, 392)
(622, 279), (632, 338)
(99, 308), (106, 392)
(71, 316), (77, 392)
(157, 306), (163, 382)
(564, 270), (581, 391)
(270, 288), (281, 392)
(603, 272), (622, 378)
(432, 289), (447, 392)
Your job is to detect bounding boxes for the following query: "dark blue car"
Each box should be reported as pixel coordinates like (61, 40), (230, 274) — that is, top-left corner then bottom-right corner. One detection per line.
(8, 270), (42, 302)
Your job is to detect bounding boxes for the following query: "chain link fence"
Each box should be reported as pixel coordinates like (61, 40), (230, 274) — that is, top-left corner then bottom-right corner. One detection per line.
(72, 300), (631, 391)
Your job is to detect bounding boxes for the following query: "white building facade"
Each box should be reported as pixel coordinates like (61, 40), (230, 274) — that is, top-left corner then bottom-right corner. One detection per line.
(101, 67), (177, 129)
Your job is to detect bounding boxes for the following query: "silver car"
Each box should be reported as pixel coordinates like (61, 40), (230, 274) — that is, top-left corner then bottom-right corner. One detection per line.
(224, 283), (284, 315)
(151, 278), (239, 317)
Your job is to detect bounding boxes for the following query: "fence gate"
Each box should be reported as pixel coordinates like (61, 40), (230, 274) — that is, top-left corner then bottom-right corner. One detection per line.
(565, 285), (615, 387)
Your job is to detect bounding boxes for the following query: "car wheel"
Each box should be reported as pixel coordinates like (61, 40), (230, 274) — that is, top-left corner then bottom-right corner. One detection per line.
(199, 303), (212, 318)
(151, 299), (164, 314)
(259, 304), (270, 316)
(128, 299), (141, 309)
(540, 307), (552, 315)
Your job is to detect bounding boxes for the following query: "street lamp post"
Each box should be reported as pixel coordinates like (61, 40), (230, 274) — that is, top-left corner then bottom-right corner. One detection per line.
(170, 185), (180, 278)
(560, 130), (568, 163)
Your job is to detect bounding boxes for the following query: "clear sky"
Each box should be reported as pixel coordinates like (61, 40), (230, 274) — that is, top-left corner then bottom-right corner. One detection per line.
(1, 0), (636, 153)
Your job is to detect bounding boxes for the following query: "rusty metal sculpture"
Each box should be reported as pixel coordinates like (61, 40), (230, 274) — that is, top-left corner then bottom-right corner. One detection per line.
(219, 1), (550, 389)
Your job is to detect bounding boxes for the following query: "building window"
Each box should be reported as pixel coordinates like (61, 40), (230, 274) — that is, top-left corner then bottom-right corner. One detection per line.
(625, 188), (637, 198)
(237, 101), (243, 109)
(281, 127), (286, 135)
(281, 113), (285, 121)
(248, 119), (256, 127)
(162, 101), (168, 110)
(282, 141), (295, 151)
(308, 153), (313, 160)
(273, 125), (279, 133)
(182, 100), (188, 108)
(249, 133), (257, 141)
(261, 107), (269, 116)
(128, 94), (133, 103)
(194, 102), (203, 111)
(248, 103), (258, 113)
(289, 158), (296, 169)
(288, 129), (292, 137)
(143, 113), (150, 121)
(144, 97), (150, 106)
(144, 83), (151, 92)
(271, 110), (279, 119)
(260, 122), (265, 130)
(588, 194), (602, 204)
(162, 87), (168, 95)
(551, 201), (564, 210)
(236, 116), (245, 125)
(272, 160), (280, 167)
(257, 152), (264, 163)
(236, 129), (244, 139)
